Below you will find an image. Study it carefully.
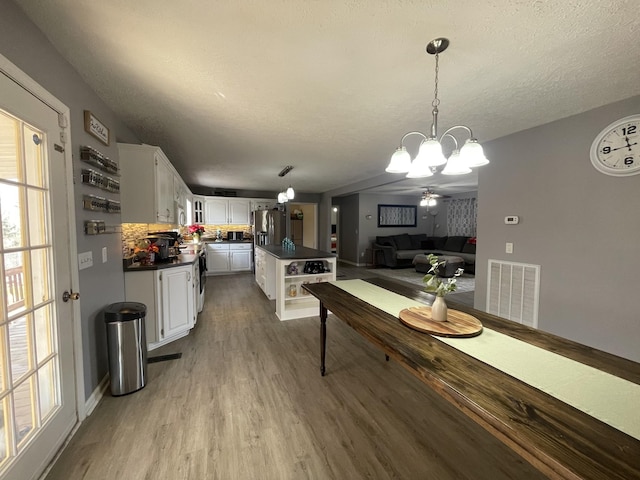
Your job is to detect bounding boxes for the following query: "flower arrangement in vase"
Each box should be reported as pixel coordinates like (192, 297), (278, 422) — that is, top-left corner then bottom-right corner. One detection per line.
(188, 224), (205, 243)
(422, 254), (464, 321)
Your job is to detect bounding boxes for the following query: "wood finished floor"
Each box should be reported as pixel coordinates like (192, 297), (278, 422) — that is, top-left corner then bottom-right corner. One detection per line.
(45, 272), (544, 480)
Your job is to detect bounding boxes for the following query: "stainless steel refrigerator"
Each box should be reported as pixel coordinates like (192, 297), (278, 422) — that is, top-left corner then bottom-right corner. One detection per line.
(253, 210), (287, 246)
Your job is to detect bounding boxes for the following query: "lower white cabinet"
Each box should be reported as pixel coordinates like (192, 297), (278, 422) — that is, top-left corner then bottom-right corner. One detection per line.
(124, 264), (196, 350)
(206, 242), (253, 274)
(206, 243), (230, 273)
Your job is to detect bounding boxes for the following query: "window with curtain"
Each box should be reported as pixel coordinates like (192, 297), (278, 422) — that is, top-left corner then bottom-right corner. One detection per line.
(447, 198), (477, 236)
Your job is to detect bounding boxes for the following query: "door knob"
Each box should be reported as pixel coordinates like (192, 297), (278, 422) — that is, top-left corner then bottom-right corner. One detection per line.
(62, 290), (80, 302)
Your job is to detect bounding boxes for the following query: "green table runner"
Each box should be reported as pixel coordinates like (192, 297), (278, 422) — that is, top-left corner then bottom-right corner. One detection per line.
(331, 279), (640, 441)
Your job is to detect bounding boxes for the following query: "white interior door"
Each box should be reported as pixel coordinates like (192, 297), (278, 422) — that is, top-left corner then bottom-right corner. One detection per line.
(0, 70), (77, 479)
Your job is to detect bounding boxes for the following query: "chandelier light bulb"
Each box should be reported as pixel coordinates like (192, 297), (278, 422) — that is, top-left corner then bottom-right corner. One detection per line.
(460, 138), (489, 167)
(418, 138), (447, 167)
(406, 160), (434, 178)
(386, 146), (411, 173)
(441, 149), (472, 175)
(277, 191), (288, 203)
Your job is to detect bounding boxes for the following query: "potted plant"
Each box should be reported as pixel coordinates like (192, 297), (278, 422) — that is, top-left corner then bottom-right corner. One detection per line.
(422, 253), (464, 321)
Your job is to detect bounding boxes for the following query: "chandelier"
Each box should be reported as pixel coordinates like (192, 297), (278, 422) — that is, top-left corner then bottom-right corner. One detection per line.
(276, 165), (295, 203)
(386, 38), (489, 178)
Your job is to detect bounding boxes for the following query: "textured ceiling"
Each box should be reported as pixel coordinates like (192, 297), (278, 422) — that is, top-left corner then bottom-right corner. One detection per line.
(14, 0), (640, 197)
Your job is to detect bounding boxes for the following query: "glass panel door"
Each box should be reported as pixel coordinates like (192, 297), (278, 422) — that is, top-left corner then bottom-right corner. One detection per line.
(0, 68), (76, 480)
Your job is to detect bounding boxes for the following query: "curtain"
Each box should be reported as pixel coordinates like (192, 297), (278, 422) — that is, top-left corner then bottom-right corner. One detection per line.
(447, 198), (477, 236)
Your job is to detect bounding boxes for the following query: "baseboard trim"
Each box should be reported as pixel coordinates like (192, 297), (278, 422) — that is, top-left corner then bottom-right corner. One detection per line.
(85, 373), (109, 417)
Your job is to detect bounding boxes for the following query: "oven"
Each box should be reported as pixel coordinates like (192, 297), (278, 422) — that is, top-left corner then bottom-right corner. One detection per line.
(197, 250), (206, 312)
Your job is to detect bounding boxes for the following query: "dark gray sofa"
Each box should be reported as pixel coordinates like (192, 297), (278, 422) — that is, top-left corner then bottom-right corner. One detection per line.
(373, 233), (476, 273)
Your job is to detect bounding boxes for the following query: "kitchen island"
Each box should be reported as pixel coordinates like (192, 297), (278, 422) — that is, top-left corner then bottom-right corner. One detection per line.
(255, 245), (336, 320)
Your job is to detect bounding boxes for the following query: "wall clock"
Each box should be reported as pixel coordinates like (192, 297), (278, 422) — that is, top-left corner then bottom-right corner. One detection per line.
(589, 114), (640, 176)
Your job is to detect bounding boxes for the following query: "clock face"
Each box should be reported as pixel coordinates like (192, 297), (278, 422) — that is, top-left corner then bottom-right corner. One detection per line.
(590, 114), (640, 176)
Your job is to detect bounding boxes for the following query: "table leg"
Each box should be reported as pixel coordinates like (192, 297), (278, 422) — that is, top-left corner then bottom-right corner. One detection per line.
(320, 302), (327, 376)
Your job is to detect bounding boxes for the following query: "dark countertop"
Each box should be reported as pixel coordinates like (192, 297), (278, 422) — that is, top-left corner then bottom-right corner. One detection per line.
(201, 239), (253, 244)
(123, 253), (200, 272)
(257, 245), (336, 260)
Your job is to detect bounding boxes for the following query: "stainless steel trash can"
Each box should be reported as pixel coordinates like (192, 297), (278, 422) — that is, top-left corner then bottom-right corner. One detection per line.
(105, 302), (147, 396)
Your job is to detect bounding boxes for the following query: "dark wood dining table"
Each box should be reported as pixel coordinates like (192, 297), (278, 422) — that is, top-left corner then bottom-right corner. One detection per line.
(302, 277), (640, 480)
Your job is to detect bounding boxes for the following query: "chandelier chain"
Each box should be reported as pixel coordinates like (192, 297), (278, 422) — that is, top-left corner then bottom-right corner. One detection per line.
(432, 52), (440, 108)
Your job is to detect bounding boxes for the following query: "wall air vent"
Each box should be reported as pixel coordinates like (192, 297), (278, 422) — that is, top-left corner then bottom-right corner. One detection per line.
(487, 259), (540, 328)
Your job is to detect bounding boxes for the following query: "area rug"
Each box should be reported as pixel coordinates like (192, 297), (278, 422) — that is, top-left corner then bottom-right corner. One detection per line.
(370, 268), (475, 294)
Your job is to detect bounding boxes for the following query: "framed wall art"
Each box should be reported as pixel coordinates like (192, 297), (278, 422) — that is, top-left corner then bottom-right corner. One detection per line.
(84, 110), (110, 146)
(378, 204), (417, 227)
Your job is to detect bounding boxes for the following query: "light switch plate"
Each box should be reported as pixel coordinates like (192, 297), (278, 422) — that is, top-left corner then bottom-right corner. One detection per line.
(102, 247), (107, 263)
(506, 242), (513, 254)
(78, 251), (93, 270)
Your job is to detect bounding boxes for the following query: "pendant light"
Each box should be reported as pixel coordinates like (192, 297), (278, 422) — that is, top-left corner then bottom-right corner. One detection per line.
(386, 38), (489, 177)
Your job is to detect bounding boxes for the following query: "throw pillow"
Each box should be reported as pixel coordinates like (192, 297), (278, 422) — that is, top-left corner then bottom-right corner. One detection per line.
(409, 233), (427, 249)
(433, 236), (448, 250)
(392, 234), (413, 250)
(443, 236), (468, 252)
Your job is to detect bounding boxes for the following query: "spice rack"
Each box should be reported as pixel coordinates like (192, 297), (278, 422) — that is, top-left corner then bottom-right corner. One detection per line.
(79, 146), (121, 233)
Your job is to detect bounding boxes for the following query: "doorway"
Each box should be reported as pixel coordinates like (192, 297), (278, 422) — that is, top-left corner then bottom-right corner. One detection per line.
(0, 62), (79, 480)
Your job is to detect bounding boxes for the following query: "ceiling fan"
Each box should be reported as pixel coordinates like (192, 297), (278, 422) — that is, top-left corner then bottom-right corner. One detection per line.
(419, 188), (448, 207)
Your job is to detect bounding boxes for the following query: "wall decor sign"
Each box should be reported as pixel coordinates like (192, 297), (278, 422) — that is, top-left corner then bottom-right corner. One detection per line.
(378, 204), (417, 227)
(84, 110), (110, 146)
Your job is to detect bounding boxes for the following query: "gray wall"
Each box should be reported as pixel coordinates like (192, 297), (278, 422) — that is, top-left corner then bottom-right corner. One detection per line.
(476, 95), (640, 362)
(333, 194), (359, 263)
(358, 193), (428, 264)
(2, 1), (141, 400)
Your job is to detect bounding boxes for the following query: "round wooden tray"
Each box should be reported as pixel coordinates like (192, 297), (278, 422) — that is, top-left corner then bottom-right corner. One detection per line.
(399, 306), (483, 337)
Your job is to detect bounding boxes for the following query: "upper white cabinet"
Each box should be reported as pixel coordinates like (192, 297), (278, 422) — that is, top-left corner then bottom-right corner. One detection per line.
(251, 198), (275, 212)
(193, 195), (205, 224)
(118, 143), (177, 224)
(229, 199), (251, 224)
(205, 198), (251, 224)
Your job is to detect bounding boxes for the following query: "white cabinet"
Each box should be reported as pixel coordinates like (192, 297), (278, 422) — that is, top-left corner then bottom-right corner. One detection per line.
(255, 247), (276, 299)
(160, 266), (195, 339)
(251, 198), (275, 211)
(228, 199), (251, 224)
(204, 197), (251, 224)
(124, 263), (196, 350)
(193, 195), (205, 224)
(206, 242), (253, 274)
(118, 143), (176, 224)
(230, 244), (252, 271)
(206, 243), (230, 273)
(205, 198), (228, 224)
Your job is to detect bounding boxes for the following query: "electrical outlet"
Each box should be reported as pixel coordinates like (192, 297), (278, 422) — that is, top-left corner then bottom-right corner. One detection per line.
(506, 242), (513, 254)
(78, 251), (93, 270)
(102, 247), (108, 263)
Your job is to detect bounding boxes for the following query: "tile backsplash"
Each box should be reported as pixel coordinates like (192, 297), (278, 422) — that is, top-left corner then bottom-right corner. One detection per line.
(121, 223), (253, 256)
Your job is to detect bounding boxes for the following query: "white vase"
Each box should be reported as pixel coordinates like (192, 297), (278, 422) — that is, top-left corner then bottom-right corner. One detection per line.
(431, 295), (448, 322)
(192, 233), (200, 244)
